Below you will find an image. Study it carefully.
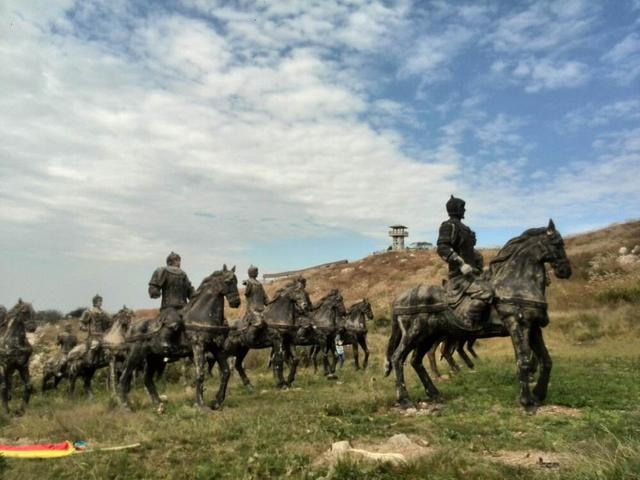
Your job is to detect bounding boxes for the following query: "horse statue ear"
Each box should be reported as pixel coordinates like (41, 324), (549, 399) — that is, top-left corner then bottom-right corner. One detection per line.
(547, 219), (556, 233)
(223, 264), (228, 272)
(231, 265), (236, 273)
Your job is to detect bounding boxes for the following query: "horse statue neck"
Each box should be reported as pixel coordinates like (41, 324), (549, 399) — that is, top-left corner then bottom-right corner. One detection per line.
(490, 233), (549, 302)
(103, 310), (132, 345)
(264, 289), (296, 326)
(312, 296), (338, 329)
(182, 276), (226, 325)
(1, 308), (29, 347)
(347, 304), (367, 329)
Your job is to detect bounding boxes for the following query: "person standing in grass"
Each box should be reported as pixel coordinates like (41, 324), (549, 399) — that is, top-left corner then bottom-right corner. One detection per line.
(335, 334), (345, 368)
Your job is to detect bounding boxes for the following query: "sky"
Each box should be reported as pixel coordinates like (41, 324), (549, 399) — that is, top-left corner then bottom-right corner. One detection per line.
(1, 0), (639, 311)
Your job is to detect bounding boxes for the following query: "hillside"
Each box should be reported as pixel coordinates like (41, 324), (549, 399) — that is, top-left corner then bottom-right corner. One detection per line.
(266, 220), (640, 317)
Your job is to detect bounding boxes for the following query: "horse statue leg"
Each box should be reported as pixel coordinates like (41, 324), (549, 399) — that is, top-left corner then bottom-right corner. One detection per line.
(208, 345), (231, 410)
(504, 315), (535, 409)
(410, 342), (440, 400)
(118, 345), (143, 410)
(529, 325), (552, 404)
(441, 338), (461, 373)
(388, 314), (429, 409)
(352, 340), (360, 370)
(456, 338), (475, 370)
(270, 338), (287, 389)
(426, 342), (442, 379)
(466, 338), (478, 358)
(1, 366), (11, 415)
(191, 340), (206, 408)
(310, 345), (319, 373)
(234, 347), (254, 391)
(284, 341), (299, 387)
(142, 357), (163, 406)
(359, 334), (370, 370)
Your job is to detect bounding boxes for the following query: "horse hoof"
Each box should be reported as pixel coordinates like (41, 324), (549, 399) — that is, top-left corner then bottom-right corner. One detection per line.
(326, 374), (338, 380)
(244, 384), (254, 393)
(394, 399), (414, 410)
(209, 401), (222, 411)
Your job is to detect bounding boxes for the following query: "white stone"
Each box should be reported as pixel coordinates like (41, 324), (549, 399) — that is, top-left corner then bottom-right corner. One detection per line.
(619, 247), (629, 255)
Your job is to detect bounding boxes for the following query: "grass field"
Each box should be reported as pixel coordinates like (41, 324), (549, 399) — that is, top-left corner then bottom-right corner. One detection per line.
(1, 326), (638, 480)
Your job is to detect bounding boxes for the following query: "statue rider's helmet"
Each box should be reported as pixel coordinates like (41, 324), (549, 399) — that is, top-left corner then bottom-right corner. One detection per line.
(248, 265), (259, 278)
(92, 293), (103, 307)
(166, 251), (181, 266)
(446, 195), (466, 219)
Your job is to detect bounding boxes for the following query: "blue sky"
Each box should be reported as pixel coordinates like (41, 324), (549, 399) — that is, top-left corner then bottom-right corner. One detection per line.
(1, 0), (638, 310)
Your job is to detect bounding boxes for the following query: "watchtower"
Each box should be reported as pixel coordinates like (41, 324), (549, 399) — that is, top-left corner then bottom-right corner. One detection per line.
(389, 225), (408, 250)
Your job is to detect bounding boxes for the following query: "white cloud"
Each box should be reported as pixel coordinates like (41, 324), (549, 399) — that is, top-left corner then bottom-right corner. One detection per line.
(398, 24), (476, 81)
(601, 32), (640, 84)
(563, 99), (640, 130)
(512, 58), (590, 92)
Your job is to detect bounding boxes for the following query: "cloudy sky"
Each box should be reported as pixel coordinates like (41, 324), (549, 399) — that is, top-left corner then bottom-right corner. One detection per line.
(1, 0), (639, 311)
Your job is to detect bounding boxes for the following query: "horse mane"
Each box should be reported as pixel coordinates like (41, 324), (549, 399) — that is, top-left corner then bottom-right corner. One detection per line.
(347, 299), (366, 315)
(313, 290), (339, 311)
(489, 227), (547, 276)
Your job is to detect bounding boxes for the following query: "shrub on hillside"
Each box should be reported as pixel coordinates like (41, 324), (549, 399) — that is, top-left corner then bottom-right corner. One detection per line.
(34, 309), (63, 324)
(597, 284), (640, 304)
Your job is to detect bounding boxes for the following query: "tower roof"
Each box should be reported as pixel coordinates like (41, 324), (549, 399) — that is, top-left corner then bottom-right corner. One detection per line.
(389, 225), (407, 229)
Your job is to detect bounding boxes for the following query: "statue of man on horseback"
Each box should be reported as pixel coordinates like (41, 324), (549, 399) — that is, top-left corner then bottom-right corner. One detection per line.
(437, 195), (493, 328)
(57, 324), (78, 355)
(244, 265), (268, 315)
(80, 294), (111, 364)
(149, 252), (195, 323)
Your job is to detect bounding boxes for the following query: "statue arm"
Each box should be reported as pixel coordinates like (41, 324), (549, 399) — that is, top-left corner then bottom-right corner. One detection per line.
(148, 267), (164, 299)
(474, 249), (485, 270)
(185, 276), (196, 299)
(79, 310), (89, 330)
(436, 221), (457, 263)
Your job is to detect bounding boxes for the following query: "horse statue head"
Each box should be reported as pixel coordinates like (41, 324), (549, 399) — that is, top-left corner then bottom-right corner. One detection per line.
(0, 299), (35, 350)
(264, 279), (311, 328)
(311, 289), (347, 330)
(489, 219), (572, 302)
(183, 264), (241, 326)
(345, 298), (374, 332)
(102, 305), (136, 346)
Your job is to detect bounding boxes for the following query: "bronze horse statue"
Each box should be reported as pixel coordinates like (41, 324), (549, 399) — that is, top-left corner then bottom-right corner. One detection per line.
(298, 289), (347, 379)
(117, 266), (240, 410)
(0, 300), (36, 415)
(218, 280), (312, 390)
(338, 298), (373, 370)
(311, 298), (373, 371)
(385, 220), (572, 410)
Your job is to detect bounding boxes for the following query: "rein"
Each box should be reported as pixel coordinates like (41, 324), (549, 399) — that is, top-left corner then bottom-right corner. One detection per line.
(495, 297), (547, 309)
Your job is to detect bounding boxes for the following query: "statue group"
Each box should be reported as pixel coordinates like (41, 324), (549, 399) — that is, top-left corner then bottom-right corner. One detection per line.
(0, 196), (572, 415)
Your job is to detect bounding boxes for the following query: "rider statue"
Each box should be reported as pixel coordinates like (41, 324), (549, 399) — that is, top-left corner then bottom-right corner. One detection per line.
(148, 251), (195, 328)
(80, 294), (111, 363)
(242, 265), (269, 341)
(437, 195), (493, 328)
(296, 276), (313, 313)
(244, 265), (269, 314)
(57, 324), (78, 356)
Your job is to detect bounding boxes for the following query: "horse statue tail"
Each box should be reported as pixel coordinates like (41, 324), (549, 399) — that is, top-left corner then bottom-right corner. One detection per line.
(384, 308), (400, 377)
